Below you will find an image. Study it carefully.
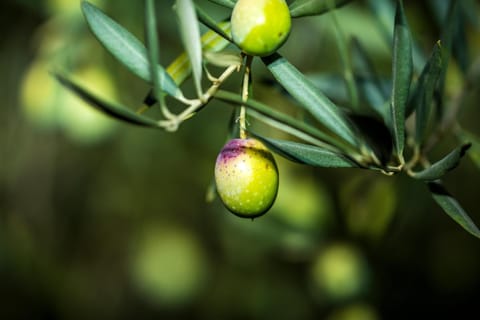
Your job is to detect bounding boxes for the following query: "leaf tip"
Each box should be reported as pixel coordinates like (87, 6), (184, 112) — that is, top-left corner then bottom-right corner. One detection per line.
(460, 142), (472, 157)
(81, 0), (92, 11)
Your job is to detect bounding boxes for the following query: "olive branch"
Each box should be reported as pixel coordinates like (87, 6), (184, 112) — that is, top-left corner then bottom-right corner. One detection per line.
(55, 0), (480, 238)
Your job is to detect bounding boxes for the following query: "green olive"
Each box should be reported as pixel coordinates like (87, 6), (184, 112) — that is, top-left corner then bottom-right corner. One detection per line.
(215, 138), (279, 218)
(231, 0), (291, 57)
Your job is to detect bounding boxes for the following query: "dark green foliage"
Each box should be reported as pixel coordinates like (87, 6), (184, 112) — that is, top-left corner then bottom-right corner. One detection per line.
(412, 144), (471, 181)
(409, 41), (443, 146)
(55, 73), (161, 128)
(428, 181), (480, 238)
(389, 0), (412, 160)
(81, 1), (183, 99)
(289, 0), (353, 18)
(262, 53), (360, 149)
(251, 135), (359, 168)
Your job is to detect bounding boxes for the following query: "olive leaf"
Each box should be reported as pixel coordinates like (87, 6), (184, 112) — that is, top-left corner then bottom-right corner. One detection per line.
(367, 0), (425, 72)
(351, 38), (390, 119)
(307, 72), (392, 116)
(206, 0), (236, 9)
(389, 0), (412, 160)
(436, 0), (459, 117)
(427, 181), (480, 239)
(215, 90), (339, 148)
(411, 144), (471, 181)
(457, 129), (480, 170)
(406, 41), (443, 117)
(329, 2), (359, 110)
(367, 0), (394, 43)
(410, 41), (443, 146)
(55, 73), (161, 128)
(195, 4), (232, 41)
(175, 0), (203, 97)
(261, 53), (360, 149)
(289, 0), (353, 18)
(144, 23), (232, 107)
(167, 22), (231, 85)
(144, 0), (164, 105)
(81, 1), (183, 100)
(250, 135), (360, 168)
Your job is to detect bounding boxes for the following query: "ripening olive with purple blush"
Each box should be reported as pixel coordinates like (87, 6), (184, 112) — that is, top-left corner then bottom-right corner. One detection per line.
(215, 138), (279, 218)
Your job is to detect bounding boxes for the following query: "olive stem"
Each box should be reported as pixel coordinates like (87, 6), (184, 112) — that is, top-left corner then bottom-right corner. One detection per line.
(156, 63), (239, 131)
(159, 93), (175, 120)
(239, 55), (253, 139)
(404, 145), (421, 176)
(177, 64), (238, 120)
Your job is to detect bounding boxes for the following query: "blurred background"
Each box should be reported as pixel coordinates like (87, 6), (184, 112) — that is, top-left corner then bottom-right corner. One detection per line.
(1, 0), (480, 319)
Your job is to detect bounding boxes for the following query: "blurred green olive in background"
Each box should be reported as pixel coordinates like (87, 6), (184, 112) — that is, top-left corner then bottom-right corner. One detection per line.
(130, 225), (209, 308)
(310, 242), (369, 302)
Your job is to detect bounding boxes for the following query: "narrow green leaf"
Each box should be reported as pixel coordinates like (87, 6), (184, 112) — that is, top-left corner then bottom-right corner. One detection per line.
(368, 0), (425, 72)
(206, 0), (236, 9)
(427, 181), (480, 239)
(215, 90), (341, 148)
(262, 53), (359, 148)
(390, 0), (412, 160)
(351, 38), (390, 118)
(308, 72), (392, 115)
(434, 0), (472, 75)
(195, 4), (232, 41)
(289, 0), (352, 18)
(329, 2), (359, 110)
(81, 1), (182, 99)
(436, 0), (458, 116)
(145, 0), (164, 106)
(367, 0), (394, 43)
(251, 135), (359, 168)
(144, 23), (232, 107)
(412, 144), (471, 181)
(457, 129), (480, 170)
(175, 0), (203, 97)
(410, 41), (443, 146)
(54, 73), (160, 127)
(167, 22), (231, 85)
(357, 80), (391, 121)
(247, 109), (333, 152)
(406, 41), (443, 117)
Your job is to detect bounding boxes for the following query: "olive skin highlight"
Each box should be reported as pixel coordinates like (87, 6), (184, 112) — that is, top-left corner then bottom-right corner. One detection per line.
(231, 0), (291, 57)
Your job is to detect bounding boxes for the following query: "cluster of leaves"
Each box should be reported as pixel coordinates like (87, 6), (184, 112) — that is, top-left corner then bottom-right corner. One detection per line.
(55, 0), (480, 238)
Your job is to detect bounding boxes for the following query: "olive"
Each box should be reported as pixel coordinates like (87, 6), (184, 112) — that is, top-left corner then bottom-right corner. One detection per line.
(231, 0), (291, 57)
(215, 138), (279, 218)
